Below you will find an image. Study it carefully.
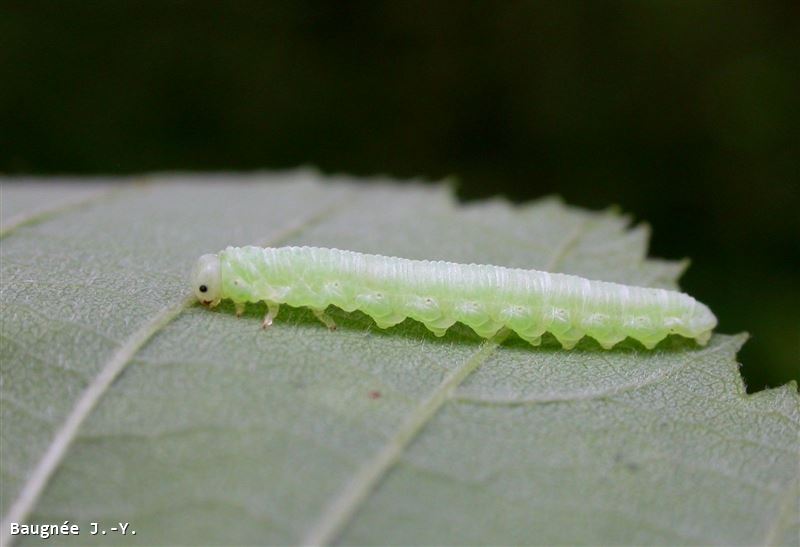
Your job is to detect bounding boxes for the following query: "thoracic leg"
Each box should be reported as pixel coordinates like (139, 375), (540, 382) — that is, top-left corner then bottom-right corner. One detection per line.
(312, 308), (337, 331)
(262, 303), (279, 329)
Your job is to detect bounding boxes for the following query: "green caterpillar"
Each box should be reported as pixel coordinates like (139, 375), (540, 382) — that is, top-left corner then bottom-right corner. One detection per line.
(192, 246), (717, 349)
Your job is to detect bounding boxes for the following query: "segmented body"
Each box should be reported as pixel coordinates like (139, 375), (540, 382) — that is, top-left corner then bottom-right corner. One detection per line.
(198, 245), (716, 349)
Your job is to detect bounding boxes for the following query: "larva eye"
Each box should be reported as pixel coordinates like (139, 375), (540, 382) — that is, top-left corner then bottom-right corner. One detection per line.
(191, 254), (222, 307)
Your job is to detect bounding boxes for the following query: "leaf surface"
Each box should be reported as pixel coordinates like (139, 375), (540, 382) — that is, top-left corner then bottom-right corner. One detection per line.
(1, 172), (798, 546)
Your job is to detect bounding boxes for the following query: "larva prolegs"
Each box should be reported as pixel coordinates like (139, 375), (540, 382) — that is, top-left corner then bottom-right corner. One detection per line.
(425, 325), (448, 337)
(471, 322), (503, 339)
(424, 315), (457, 337)
(516, 332), (543, 346)
(235, 302), (246, 317)
(555, 335), (582, 350)
(597, 336), (625, 350)
(373, 314), (405, 330)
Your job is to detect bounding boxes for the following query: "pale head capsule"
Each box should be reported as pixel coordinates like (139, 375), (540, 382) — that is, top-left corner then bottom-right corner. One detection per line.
(192, 253), (222, 307)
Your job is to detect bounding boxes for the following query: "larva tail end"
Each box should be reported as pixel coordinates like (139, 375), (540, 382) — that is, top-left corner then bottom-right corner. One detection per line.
(694, 331), (712, 346)
(689, 303), (717, 346)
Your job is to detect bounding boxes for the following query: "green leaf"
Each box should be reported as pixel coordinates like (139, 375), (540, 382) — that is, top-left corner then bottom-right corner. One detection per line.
(1, 172), (798, 546)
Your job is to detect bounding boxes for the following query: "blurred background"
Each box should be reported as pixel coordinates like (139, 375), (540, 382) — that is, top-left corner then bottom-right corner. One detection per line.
(1, 1), (797, 390)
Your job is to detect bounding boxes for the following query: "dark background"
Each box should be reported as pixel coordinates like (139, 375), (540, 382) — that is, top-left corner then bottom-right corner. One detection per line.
(1, 1), (797, 391)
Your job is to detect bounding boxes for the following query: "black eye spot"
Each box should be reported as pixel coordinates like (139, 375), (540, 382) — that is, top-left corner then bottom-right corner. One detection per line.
(199, 285), (208, 293)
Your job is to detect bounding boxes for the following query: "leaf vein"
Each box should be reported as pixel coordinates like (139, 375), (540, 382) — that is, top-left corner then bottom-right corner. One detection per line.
(0, 192), (354, 546)
(0, 185), (124, 238)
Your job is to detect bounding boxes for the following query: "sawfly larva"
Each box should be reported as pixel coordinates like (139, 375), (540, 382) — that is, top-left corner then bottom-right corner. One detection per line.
(192, 246), (717, 349)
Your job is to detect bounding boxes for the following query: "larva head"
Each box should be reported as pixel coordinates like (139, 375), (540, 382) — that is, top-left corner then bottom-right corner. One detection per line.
(192, 254), (222, 307)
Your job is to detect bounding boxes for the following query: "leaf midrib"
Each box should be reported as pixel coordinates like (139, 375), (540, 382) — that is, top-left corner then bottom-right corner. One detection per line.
(0, 184), (123, 238)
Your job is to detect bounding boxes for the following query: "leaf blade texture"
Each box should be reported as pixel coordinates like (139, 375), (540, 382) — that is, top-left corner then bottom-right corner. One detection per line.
(1, 172), (798, 546)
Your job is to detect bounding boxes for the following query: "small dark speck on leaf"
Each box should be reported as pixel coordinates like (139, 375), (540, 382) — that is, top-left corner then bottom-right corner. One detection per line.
(368, 390), (381, 399)
(614, 451), (640, 472)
